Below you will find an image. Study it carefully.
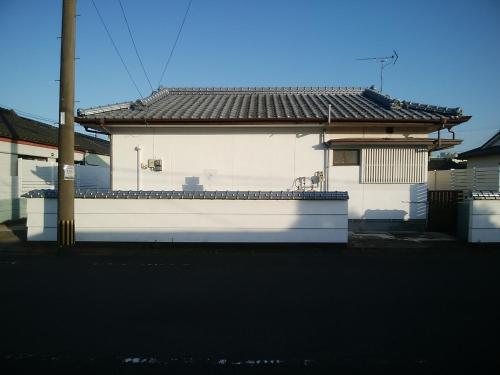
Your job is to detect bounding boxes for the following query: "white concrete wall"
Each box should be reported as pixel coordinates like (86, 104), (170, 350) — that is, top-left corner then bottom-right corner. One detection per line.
(330, 165), (426, 220)
(468, 200), (500, 243)
(26, 198), (348, 243)
(112, 128), (327, 192)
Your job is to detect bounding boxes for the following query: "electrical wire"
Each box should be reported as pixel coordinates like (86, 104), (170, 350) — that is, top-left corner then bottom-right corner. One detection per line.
(118, 0), (154, 93)
(91, 0), (143, 98)
(0, 104), (88, 132)
(0, 105), (58, 124)
(157, 0), (193, 88)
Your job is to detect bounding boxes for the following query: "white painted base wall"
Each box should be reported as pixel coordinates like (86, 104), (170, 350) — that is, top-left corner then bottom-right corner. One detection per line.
(27, 198), (348, 243)
(466, 200), (500, 243)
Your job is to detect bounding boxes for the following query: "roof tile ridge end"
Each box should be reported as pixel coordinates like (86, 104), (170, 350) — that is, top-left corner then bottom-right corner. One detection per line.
(78, 101), (133, 117)
(138, 87), (170, 106)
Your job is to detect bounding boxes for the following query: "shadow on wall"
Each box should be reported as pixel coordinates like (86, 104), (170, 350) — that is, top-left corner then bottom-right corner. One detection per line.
(33, 166), (57, 186)
(182, 176), (204, 191)
(362, 209), (407, 220)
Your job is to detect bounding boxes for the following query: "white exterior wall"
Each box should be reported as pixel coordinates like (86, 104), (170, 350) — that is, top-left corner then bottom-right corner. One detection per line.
(0, 152), (21, 222)
(0, 139), (85, 162)
(467, 200), (500, 243)
(329, 165), (427, 220)
(110, 126), (430, 222)
(1, 152), (110, 222)
(27, 198), (348, 243)
(112, 128), (326, 191)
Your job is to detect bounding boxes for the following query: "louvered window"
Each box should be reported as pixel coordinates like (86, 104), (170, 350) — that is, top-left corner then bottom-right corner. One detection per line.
(361, 147), (428, 183)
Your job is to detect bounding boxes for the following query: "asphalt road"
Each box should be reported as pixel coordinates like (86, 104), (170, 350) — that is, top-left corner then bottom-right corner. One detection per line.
(0, 243), (499, 373)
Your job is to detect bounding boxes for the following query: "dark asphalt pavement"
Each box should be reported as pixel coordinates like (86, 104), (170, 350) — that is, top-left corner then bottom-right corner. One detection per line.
(0, 242), (499, 374)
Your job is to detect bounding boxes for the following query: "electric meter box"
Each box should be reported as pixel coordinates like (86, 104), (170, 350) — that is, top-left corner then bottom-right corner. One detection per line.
(147, 159), (163, 171)
(153, 159), (162, 171)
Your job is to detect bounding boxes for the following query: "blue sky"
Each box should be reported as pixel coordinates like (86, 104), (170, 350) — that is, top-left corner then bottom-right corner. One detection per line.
(0, 0), (499, 152)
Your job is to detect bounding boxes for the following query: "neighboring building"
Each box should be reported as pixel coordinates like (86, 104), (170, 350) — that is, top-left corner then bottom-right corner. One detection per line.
(77, 86), (470, 230)
(0, 107), (110, 222)
(428, 157), (466, 171)
(459, 130), (500, 168)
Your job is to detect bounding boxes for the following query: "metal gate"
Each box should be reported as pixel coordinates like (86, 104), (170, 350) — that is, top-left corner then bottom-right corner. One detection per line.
(427, 190), (463, 234)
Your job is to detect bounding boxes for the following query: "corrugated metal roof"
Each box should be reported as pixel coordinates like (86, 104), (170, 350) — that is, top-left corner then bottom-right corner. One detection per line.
(77, 87), (467, 124)
(0, 107), (110, 155)
(23, 189), (349, 200)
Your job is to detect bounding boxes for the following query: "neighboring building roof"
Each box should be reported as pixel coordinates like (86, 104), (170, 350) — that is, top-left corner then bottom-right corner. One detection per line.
(459, 130), (500, 159)
(0, 107), (110, 155)
(77, 86), (470, 125)
(428, 158), (467, 170)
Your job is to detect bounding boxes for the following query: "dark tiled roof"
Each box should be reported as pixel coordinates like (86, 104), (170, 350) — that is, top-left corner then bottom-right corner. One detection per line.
(459, 130), (500, 159)
(77, 87), (469, 124)
(428, 158), (466, 170)
(459, 145), (500, 158)
(0, 107), (109, 155)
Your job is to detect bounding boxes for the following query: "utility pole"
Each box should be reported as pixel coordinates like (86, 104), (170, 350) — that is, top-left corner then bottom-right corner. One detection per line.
(57, 0), (76, 248)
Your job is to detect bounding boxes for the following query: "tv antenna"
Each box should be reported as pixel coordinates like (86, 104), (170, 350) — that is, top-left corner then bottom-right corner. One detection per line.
(357, 50), (399, 92)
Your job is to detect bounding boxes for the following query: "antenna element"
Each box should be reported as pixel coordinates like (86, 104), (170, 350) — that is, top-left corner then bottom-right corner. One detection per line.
(356, 50), (398, 92)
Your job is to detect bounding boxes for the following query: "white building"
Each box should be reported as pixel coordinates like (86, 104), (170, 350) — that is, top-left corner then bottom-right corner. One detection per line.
(0, 107), (110, 222)
(77, 87), (470, 231)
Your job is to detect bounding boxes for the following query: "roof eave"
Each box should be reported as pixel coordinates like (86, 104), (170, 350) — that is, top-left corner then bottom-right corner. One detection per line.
(326, 137), (462, 151)
(76, 116), (471, 128)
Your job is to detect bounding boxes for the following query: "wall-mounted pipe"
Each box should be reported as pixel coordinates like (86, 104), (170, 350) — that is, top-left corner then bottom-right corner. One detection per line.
(447, 127), (456, 140)
(134, 146), (141, 191)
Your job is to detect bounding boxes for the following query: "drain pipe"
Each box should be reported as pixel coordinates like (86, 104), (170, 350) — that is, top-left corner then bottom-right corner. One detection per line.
(134, 146), (141, 191)
(447, 127), (456, 140)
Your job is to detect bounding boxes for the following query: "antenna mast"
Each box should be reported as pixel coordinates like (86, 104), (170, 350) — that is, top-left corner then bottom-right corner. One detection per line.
(356, 50), (398, 92)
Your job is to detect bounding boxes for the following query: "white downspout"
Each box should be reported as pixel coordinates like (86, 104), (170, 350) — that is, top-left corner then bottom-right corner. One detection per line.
(134, 146), (141, 191)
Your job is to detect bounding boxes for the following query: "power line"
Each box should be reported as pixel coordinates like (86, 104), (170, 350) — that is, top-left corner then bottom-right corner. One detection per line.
(118, 0), (154, 93)
(0, 104), (87, 131)
(158, 0), (193, 88)
(90, 0), (143, 98)
(1, 104), (58, 124)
